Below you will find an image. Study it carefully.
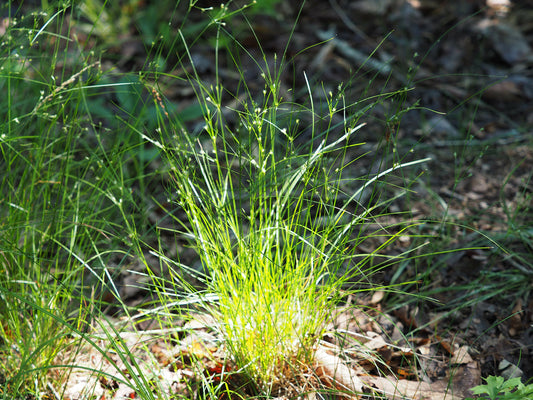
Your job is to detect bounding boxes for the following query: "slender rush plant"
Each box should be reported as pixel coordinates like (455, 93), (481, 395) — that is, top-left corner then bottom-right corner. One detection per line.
(148, 23), (431, 394)
(0, 2), (159, 397)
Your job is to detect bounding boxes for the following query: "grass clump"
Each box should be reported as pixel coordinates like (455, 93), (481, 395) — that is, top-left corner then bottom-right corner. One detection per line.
(150, 23), (430, 393)
(0, 2), (158, 397)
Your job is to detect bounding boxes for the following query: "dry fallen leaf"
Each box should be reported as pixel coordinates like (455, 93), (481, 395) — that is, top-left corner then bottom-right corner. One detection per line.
(314, 348), (364, 393)
(450, 346), (474, 365)
(362, 375), (463, 400)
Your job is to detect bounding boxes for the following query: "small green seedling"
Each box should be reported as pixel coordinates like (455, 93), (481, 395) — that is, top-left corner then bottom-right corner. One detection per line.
(466, 376), (533, 400)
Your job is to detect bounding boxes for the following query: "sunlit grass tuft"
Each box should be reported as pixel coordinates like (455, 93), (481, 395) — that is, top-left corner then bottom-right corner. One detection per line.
(149, 21), (431, 393)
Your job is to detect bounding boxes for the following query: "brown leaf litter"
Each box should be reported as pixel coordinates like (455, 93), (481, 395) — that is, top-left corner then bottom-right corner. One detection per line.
(50, 295), (481, 399)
